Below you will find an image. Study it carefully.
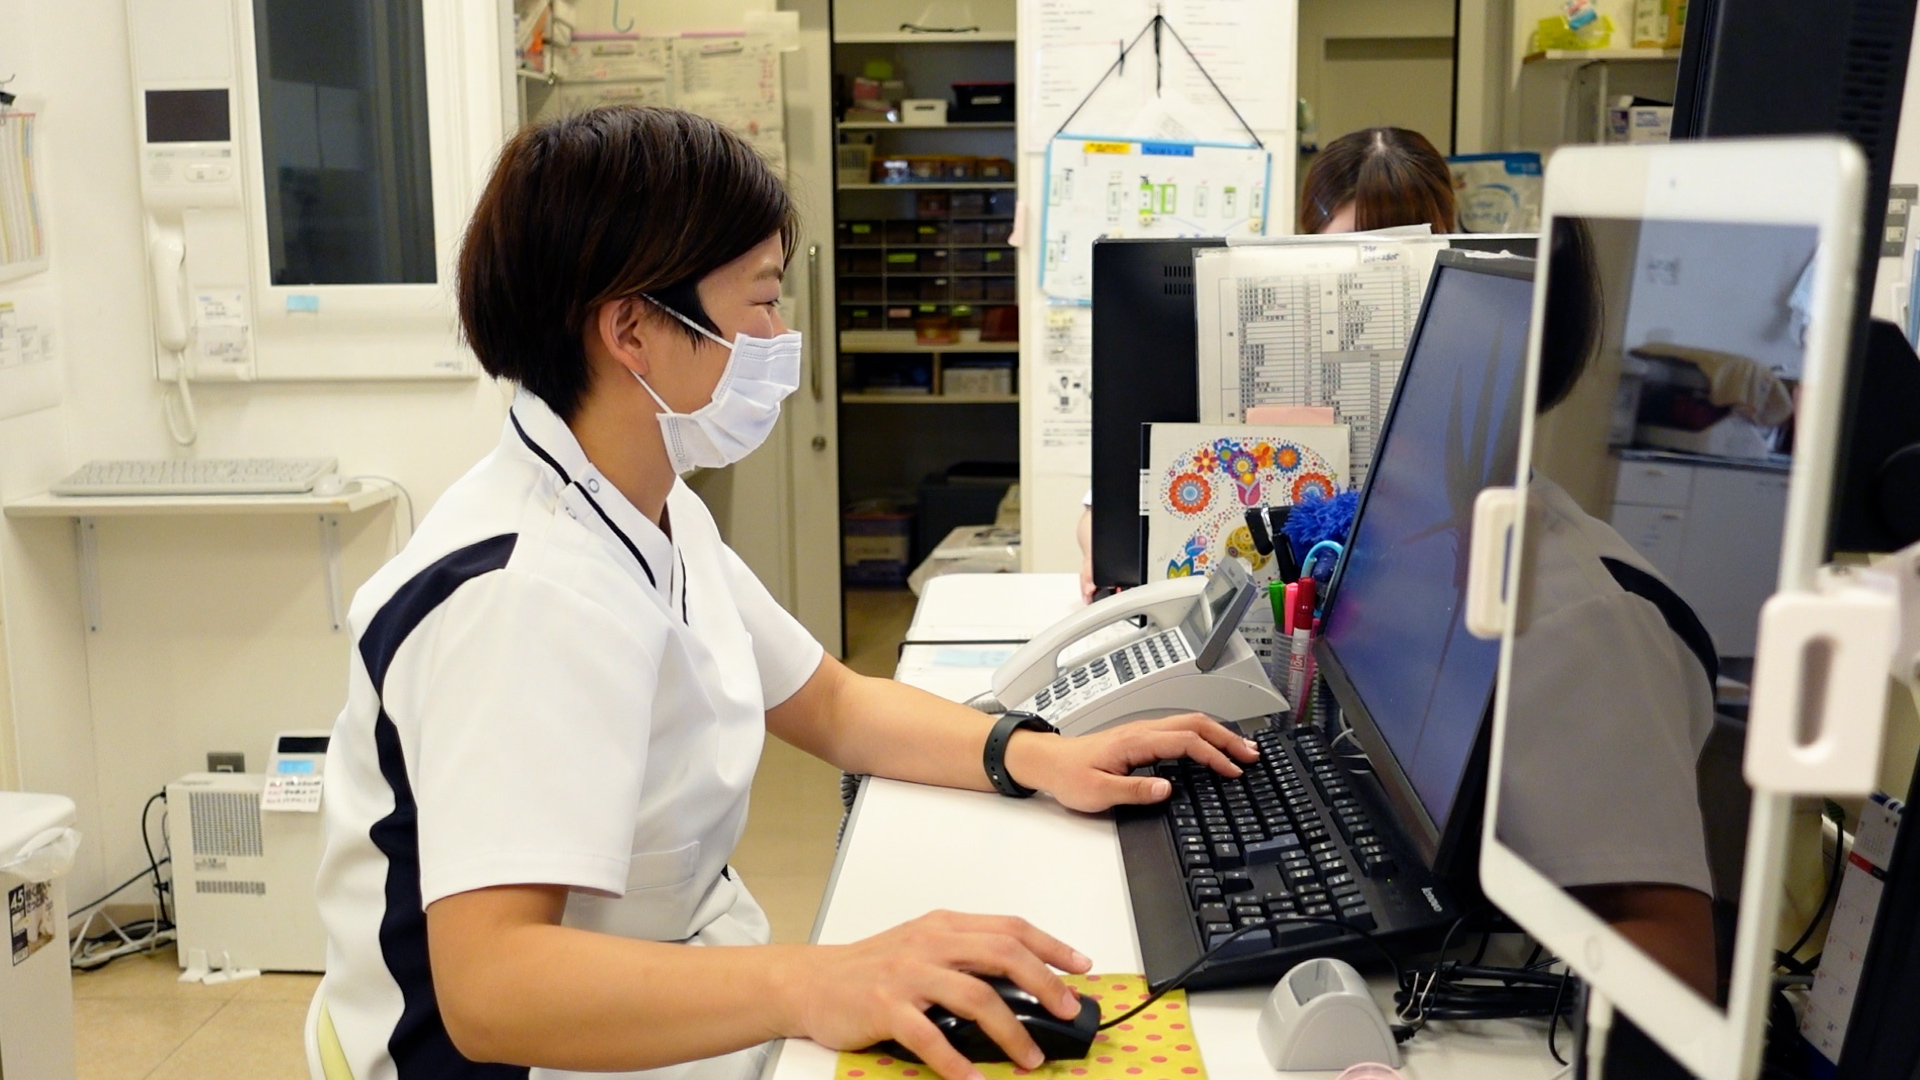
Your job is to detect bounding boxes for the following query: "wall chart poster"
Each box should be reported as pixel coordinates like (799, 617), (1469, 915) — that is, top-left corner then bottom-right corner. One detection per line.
(1145, 423), (1347, 675)
(1041, 137), (1271, 303)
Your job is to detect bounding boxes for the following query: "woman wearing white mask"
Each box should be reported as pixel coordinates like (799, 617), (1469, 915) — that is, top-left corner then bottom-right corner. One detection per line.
(314, 107), (1258, 1080)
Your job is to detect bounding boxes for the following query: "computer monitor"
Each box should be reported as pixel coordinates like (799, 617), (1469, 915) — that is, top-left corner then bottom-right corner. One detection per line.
(1090, 239), (1225, 591)
(1312, 250), (1537, 873)
(1670, 0), (1918, 556)
(1089, 235), (1541, 592)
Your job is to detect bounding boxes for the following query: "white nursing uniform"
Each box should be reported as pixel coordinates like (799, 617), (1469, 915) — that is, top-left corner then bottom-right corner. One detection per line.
(316, 389), (825, 1080)
(1498, 476), (1716, 896)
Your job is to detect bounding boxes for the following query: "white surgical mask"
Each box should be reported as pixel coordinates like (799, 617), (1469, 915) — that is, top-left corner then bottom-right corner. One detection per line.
(635, 296), (802, 474)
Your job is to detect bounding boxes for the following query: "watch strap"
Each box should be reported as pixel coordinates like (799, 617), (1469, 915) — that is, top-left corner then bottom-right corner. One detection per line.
(984, 711), (1056, 798)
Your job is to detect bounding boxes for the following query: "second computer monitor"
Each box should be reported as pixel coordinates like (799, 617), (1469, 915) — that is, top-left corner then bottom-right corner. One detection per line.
(1314, 250), (1537, 870)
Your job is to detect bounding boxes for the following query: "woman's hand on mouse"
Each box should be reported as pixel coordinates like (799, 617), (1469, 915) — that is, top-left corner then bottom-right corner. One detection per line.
(778, 910), (1092, 1080)
(1004, 713), (1258, 813)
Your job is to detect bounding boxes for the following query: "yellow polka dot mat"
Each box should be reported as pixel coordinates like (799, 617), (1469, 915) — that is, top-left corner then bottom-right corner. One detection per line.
(835, 973), (1206, 1080)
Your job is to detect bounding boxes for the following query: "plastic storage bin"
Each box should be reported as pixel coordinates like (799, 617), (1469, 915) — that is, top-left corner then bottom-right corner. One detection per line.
(952, 81), (1016, 122)
(844, 506), (915, 586)
(0, 792), (79, 1079)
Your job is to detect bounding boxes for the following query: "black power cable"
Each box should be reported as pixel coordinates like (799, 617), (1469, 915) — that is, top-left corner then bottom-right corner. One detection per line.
(68, 858), (172, 918)
(140, 790), (173, 928)
(1098, 912), (1404, 1031)
(1778, 802), (1848, 975)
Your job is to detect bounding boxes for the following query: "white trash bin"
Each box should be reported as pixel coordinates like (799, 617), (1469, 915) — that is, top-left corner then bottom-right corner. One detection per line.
(0, 792), (80, 1080)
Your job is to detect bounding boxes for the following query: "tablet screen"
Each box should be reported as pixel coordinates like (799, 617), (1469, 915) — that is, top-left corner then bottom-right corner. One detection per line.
(1495, 214), (1815, 1006)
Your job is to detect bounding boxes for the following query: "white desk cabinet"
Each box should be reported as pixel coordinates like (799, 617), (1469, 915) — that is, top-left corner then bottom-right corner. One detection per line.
(1609, 455), (1789, 658)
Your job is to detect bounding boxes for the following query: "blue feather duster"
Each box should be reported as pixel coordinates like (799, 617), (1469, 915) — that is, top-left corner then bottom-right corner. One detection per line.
(1281, 488), (1359, 581)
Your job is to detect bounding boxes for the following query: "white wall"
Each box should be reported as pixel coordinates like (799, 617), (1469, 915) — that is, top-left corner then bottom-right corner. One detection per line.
(1297, 0), (1456, 153)
(1454, 0), (1512, 154)
(0, 0), (509, 904)
(1015, 1), (1298, 575)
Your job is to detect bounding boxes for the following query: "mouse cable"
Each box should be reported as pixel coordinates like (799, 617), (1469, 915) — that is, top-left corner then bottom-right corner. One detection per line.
(1097, 912), (1403, 1032)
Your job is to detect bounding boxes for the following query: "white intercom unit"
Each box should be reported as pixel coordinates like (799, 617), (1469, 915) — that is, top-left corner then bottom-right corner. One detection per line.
(124, 0), (503, 388)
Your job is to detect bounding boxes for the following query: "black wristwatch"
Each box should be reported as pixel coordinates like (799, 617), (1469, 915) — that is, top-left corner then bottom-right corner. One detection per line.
(984, 711), (1057, 798)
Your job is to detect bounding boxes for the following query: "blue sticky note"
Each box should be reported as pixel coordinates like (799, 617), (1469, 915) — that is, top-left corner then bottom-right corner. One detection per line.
(286, 294), (320, 313)
(276, 759), (316, 774)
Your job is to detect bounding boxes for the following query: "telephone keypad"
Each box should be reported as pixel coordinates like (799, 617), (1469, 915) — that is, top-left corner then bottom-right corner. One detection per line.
(1021, 629), (1193, 722)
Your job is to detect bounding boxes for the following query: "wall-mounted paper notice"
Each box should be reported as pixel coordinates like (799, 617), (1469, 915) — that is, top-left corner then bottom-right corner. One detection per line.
(0, 111), (48, 283)
(262, 775), (324, 813)
(1196, 237), (1446, 484)
(1035, 305), (1094, 475)
(1041, 137), (1270, 304)
(0, 285), (62, 419)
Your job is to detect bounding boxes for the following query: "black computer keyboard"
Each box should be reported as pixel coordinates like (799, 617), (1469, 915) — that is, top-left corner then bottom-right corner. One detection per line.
(1118, 721), (1460, 990)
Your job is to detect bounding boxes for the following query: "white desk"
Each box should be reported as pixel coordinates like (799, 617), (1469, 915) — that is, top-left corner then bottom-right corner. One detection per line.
(765, 574), (1561, 1080)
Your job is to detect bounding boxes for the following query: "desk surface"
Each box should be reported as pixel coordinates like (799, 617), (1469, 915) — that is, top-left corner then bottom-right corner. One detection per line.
(766, 574), (1559, 1080)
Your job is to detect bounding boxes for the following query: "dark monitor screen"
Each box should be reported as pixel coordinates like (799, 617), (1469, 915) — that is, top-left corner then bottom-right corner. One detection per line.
(1317, 252), (1535, 862)
(1090, 239), (1224, 590)
(145, 90), (231, 144)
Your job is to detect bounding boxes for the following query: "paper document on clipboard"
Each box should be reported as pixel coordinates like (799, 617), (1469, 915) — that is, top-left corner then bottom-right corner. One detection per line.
(1195, 237), (1446, 483)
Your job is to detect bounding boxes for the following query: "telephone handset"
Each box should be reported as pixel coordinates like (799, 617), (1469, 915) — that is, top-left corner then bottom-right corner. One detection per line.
(990, 560), (1290, 736)
(149, 234), (191, 356)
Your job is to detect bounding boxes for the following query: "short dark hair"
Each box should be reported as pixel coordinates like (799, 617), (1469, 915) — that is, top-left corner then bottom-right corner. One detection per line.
(1298, 127), (1457, 235)
(1537, 217), (1601, 414)
(458, 106), (797, 420)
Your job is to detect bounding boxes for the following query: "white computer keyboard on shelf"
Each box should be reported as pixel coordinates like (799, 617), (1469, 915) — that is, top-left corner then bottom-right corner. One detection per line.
(51, 457), (339, 497)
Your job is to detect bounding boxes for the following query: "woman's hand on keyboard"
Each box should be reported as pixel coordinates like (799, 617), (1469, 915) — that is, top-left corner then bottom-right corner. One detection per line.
(1004, 713), (1259, 813)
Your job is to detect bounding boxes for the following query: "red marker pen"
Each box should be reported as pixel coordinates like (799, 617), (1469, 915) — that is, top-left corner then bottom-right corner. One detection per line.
(1285, 578), (1318, 717)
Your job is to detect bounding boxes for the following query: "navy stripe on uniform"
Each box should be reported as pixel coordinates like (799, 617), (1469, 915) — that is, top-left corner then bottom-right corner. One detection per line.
(1601, 555), (1720, 693)
(360, 533), (527, 1080)
(511, 409), (656, 588)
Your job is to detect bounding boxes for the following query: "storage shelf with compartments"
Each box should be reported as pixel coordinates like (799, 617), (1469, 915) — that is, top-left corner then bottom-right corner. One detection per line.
(836, 189), (1017, 334)
(831, 21), (1021, 589)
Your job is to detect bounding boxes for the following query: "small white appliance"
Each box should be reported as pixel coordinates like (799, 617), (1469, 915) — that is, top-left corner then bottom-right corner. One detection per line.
(169, 732), (330, 974)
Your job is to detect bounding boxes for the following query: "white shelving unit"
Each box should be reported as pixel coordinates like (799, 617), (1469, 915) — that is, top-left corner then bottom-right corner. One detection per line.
(6, 481), (401, 633)
(840, 330), (1018, 354)
(1522, 47), (1682, 64)
(832, 4), (1022, 586)
(1515, 46), (1683, 150)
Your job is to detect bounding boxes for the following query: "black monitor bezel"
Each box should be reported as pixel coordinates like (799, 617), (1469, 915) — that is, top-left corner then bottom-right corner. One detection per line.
(1089, 238), (1226, 591)
(1312, 249), (1538, 873)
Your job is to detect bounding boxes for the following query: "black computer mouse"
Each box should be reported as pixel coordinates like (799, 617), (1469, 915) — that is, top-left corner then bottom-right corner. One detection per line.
(872, 976), (1103, 1064)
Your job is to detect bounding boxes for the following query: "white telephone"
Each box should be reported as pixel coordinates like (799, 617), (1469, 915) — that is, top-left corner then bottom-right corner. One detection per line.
(988, 560), (1289, 736)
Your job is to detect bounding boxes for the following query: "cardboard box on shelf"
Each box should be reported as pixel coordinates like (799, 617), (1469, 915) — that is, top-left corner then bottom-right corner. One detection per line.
(1607, 100), (1673, 143)
(902, 99), (948, 126)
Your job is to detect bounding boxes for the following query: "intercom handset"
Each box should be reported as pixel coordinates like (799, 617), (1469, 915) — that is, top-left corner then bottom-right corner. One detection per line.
(990, 560), (1289, 736)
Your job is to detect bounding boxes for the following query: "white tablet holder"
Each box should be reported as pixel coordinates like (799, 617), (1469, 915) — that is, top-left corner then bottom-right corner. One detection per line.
(1745, 545), (1920, 795)
(1468, 487), (1920, 797)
